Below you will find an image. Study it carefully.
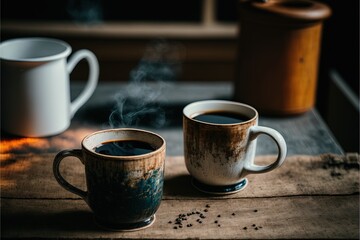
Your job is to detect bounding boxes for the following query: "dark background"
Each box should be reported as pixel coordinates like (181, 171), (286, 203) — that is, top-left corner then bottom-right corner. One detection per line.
(1, 0), (359, 151)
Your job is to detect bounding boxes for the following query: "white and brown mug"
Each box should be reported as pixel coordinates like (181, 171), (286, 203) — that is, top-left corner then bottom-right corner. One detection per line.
(183, 100), (287, 194)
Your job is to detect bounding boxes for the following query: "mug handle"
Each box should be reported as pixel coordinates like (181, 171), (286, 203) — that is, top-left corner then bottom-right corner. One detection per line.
(53, 149), (88, 200)
(67, 49), (99, 118)
(244, 126), (287, 173)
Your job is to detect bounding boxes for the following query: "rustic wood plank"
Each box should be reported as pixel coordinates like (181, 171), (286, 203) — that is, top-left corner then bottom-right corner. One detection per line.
(1, 154), (358, 239)
(3, 21), (237, 39)
(1, 154), (358, 199)
(1, 196), (358, 239)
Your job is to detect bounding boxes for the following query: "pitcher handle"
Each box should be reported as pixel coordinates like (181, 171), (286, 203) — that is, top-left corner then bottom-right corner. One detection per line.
(67, 49), (99, 118)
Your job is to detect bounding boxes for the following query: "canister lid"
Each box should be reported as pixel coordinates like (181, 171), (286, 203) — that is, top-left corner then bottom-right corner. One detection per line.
(239, 0), (331, 24)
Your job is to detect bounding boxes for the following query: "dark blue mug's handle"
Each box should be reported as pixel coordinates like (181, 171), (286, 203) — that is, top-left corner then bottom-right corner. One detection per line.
(53, 149), (88, 201)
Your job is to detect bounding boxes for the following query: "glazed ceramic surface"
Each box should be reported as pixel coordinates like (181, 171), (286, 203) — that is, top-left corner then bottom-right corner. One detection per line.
(0, 37), (98, 137)
(53, 128), (166, 231)
(183, 100), (287, 194)
(235, 0), (331, 115)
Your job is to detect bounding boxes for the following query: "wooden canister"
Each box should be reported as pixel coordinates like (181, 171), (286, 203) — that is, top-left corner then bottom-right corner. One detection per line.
(234, 0), (331, 115)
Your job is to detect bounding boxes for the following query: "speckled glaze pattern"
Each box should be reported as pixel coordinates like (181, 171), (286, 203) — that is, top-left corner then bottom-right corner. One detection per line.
(53, 128), (166, 230)
(184, 109), (256, 186)
(183, 100), (287, 192)
(84, 145), (165, 228)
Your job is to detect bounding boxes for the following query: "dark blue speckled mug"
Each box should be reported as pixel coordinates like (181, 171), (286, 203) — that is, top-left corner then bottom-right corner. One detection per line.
(53, 128), (166, 231)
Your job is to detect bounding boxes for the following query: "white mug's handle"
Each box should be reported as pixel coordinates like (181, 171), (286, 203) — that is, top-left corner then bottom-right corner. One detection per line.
(244, 126), (287, 173)
(67, 49), (99, 118)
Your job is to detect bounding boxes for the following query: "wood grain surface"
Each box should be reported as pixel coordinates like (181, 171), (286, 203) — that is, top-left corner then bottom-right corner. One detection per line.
(1, 154), (359, 239)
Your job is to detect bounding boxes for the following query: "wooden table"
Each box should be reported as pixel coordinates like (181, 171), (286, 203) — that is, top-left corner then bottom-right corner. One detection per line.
(1, 82), (358, 239)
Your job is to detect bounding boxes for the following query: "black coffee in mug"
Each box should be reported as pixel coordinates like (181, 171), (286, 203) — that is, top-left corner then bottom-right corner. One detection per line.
(193, 111), (249, 124)
(94, 140), (155, 156)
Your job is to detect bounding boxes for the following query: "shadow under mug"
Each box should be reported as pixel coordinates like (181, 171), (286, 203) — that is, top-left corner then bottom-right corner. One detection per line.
(0, 37), (99, 137)
(183, 100), (287, 194)
(53, 128), (166, 231)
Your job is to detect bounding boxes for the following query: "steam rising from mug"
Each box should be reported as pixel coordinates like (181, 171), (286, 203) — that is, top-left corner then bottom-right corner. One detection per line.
(108, 39), (183, 129)
(67, 0), (103, 24)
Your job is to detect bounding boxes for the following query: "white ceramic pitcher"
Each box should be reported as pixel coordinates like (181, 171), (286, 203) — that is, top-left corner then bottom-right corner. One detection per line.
(0, 38), (99, 137)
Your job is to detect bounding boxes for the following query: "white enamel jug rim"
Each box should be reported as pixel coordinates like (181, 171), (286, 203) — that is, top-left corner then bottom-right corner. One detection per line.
(0, 37), (72, 62)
